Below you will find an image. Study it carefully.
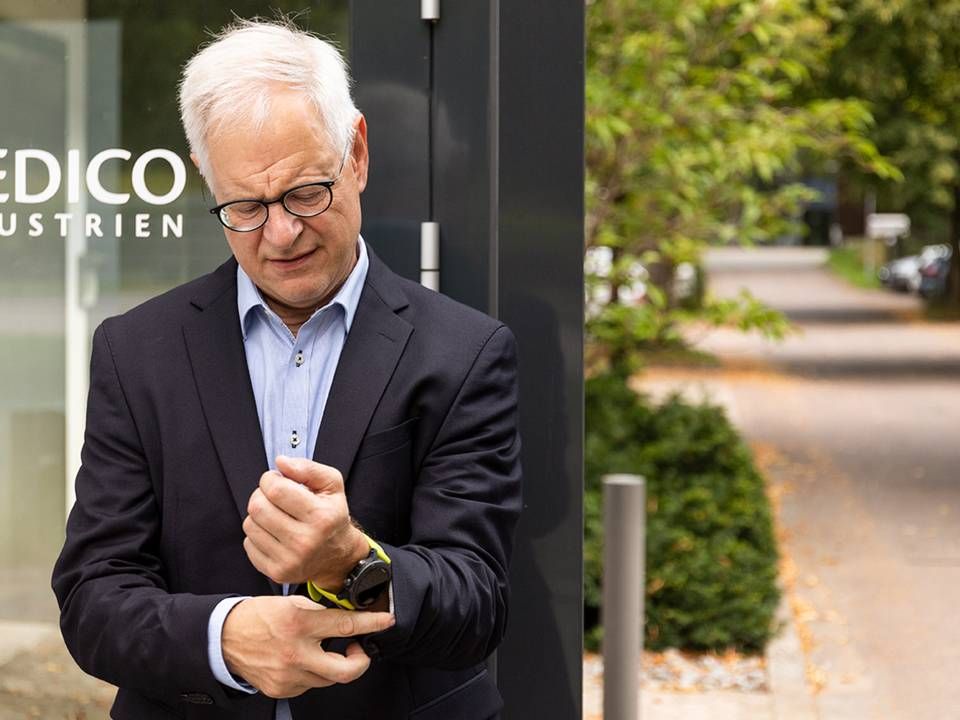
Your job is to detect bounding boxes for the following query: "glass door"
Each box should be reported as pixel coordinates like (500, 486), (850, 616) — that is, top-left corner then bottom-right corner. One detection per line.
(0, 1), (347, 623)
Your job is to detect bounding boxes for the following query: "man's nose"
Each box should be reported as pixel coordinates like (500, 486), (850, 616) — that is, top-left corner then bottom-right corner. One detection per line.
(260, 204), (303, 249)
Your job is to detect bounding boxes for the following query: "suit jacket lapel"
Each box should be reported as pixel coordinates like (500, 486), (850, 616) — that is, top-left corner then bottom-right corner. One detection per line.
(180, 251), (410, 596)
(313, 251), (413, 478)
(181, 258), (269, 522)
(182, 259), (281, 595)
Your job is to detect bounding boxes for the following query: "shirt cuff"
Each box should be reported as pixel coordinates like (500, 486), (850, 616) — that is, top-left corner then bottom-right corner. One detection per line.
(207, 596), (257, 693)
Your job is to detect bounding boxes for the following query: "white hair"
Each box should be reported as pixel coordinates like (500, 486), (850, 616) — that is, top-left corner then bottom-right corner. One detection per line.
(179, 17), (358, 180)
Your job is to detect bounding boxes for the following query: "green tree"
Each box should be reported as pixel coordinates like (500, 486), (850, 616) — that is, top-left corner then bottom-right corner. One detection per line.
(586, 0), (899, 371)
(826, 0), (960, 306)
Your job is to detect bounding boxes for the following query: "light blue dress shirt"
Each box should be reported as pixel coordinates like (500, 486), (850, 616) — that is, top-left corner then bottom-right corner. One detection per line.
(206, 237), (369, 720)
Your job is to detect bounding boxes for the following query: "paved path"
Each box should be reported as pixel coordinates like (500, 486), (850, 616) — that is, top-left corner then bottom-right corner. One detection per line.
(642, 247), (960, 720)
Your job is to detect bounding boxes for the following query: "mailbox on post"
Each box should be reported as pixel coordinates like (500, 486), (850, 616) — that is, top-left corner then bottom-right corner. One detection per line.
(867, 212), (911, 245)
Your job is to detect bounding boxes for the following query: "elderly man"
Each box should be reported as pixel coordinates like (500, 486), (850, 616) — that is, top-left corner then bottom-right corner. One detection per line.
(52, 19), (521, 720)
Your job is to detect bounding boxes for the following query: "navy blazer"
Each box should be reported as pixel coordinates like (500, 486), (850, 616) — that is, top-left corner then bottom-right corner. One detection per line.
(52, 248), (522, 719)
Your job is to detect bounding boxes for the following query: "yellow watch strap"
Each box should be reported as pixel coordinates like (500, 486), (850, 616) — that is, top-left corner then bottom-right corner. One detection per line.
(307, 533), (391, 610)
(365, 535), (392, 565)
(307, 583), (356, 610)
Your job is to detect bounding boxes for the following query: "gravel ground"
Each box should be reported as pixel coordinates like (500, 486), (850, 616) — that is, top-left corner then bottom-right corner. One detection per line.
(0, 634), (114, 720)
(583, 650), (767, 694)
(582, 650), (775, 720)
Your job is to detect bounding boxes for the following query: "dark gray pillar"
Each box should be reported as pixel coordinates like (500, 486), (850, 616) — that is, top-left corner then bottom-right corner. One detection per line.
(351, 3), (584, 718)
(349, 1), (431, 281)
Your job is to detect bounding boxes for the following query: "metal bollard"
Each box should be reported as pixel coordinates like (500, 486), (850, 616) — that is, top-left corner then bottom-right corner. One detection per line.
(602, 474), (646, 720)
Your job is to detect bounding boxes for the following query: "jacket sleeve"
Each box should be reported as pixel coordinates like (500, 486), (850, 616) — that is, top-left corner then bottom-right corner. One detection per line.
(363, 325), (523, 669)
(51, 322), (238, 706)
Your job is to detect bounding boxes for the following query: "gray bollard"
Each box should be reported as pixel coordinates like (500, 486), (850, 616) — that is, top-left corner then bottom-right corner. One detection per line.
(602, 474), (646, 720)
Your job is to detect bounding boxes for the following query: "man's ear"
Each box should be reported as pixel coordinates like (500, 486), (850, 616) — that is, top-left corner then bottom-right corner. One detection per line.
(351, 114), (370, 193)
(190, 152), (216, 197)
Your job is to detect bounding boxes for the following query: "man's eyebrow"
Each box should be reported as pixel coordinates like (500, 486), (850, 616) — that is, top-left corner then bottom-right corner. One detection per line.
(221, 166), (335, 199)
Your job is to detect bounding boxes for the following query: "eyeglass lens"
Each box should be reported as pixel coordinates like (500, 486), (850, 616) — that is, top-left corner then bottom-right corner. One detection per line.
(219, 184), (333, 231)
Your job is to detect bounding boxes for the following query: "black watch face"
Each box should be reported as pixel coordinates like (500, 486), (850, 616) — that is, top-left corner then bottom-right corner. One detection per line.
(351, 562), (391, 608)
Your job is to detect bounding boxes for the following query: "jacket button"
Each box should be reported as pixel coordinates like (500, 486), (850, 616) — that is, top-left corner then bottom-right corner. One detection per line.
(180, 692), (214, 704)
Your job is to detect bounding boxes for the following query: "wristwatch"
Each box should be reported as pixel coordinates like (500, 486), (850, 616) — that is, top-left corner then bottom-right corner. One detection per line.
(307, 534), (392, 611)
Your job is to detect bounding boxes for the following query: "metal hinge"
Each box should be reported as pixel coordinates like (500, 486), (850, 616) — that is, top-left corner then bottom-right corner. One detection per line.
(421, 221), (440, 291)
(421, 0), (440, 21)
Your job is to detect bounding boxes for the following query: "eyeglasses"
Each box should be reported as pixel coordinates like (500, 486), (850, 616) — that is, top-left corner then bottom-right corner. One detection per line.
(208, 142), (351, 232)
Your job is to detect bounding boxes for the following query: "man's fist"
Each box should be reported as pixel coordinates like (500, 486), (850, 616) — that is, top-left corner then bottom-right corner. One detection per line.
(222, 595), (394, 698)
(242, 456), (370, 588)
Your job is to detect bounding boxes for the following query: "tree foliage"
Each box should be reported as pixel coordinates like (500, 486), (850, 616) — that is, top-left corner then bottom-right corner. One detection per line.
(586, 0), (899, 368)
(825, 0), (960, 304)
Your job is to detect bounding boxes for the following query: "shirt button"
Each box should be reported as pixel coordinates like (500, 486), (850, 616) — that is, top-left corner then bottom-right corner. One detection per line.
(295, 351), (304, 367)
(290, 431), (300, 448)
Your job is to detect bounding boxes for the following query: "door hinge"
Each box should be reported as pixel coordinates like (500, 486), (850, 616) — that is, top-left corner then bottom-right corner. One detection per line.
(421, 0), (440, 22)
(421, 221), (440, 291)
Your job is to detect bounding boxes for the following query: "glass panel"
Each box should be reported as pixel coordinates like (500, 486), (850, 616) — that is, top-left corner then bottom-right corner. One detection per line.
(0, 2), (348, 622)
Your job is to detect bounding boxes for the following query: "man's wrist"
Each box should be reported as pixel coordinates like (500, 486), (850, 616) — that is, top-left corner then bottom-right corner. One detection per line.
(311, 526), (370, 592)
(209, 596), (257, 693)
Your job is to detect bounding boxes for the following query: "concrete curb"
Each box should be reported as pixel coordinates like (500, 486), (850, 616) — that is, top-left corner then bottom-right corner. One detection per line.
(765, 595), (818, 720)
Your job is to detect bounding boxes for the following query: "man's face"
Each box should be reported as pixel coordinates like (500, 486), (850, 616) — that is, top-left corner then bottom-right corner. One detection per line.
(203, 90), (369, 316)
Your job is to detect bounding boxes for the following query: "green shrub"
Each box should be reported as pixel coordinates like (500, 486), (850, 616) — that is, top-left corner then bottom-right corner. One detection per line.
(585, 371), (781, 653)
(828, 245), (882, 289)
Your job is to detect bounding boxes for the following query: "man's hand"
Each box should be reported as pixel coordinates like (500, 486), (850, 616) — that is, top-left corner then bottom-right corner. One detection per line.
(222, 595), (394, 698)
(242, 456), (370, 588)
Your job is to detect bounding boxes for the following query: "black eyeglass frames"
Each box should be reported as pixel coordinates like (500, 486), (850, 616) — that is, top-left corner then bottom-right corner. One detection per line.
(208, 141), (352, 232)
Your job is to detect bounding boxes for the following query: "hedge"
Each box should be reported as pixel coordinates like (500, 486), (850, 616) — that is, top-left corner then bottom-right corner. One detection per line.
(585, 371), (781, 652)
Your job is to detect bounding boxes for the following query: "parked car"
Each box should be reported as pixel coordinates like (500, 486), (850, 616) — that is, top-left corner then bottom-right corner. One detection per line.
(584, 246), (698, 317)
(878, 254), (922, 292)
(584, 246), (648, 319)
(879, 244), (951, 293)
(918, 246), (953, 299)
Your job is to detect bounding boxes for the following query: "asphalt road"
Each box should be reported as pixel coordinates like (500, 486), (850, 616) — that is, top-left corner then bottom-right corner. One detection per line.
(644, 247), (960, 719)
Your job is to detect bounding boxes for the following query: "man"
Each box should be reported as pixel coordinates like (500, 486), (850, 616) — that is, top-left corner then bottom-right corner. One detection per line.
(52, 18), (522, 720)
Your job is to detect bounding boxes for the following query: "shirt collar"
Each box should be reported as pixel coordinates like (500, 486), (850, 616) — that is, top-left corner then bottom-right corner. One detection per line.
(236, 236), (369, 340)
